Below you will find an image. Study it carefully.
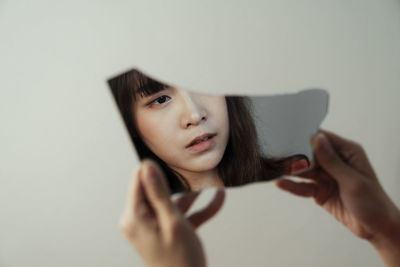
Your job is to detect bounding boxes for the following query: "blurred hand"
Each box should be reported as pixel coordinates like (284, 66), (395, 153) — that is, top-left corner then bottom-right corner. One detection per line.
(276, 130), (400, 266)
(120, 159), (225, 267)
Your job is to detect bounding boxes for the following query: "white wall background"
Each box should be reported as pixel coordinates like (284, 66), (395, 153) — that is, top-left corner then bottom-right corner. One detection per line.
(1, 1), (399, 266)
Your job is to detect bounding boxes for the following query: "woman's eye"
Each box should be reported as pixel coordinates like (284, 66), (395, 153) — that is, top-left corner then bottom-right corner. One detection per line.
(149, 95), (171, 106)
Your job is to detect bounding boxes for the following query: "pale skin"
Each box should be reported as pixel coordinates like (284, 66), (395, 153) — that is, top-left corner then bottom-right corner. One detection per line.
(120, 159), (225, 267)
(133, 87), (229, 191)
(121, 130), (400, 267)
(276, 130), (400, 266)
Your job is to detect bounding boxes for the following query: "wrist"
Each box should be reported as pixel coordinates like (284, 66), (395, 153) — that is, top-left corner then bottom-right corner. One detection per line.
(370, 207), (400, 267)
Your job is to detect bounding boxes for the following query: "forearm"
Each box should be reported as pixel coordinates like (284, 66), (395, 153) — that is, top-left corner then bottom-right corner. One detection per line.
(373, 238), (400, 267)
(371, 208), (400, 267)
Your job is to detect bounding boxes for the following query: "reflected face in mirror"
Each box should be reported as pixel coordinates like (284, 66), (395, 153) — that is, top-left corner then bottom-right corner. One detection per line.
(133, 86), (229, 187)
(109, 69), (316, 194)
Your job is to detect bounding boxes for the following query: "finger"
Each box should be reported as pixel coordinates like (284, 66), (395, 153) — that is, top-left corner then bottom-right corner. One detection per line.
(317, 129), (358, 152)
(273, 154), (310, 175)
(289, 159), (311, 175)
(187, 189), (225, 229)
(140, 159), (178, 228)
(128, 167), (143, 214)
(286, 166), (317, 181)
(293, 165), (332, 185)
(318, 129), (376, 176)
(120, 167), (145, 222)
(313, 178), (338, 206)
(120, 167), (156, 238)
(311, 133), (359, 185)
(173, 191), (200, 214)
(275, 179), (316, 197)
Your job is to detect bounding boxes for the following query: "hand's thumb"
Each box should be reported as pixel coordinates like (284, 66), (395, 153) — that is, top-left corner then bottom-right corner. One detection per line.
(312, 133), (358, 185)
(140, 160), (177, 224)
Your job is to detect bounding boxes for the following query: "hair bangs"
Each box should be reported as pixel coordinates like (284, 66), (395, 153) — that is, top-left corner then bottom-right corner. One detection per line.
(126, 70), (167, 101)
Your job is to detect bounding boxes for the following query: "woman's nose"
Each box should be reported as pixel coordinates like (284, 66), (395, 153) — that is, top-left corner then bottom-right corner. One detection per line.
(179, 91), (207, 129)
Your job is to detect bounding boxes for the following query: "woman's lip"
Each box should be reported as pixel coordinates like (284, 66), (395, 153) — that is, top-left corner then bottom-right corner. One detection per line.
(186, 135), (215, 152)
(186, 133), (216, 148)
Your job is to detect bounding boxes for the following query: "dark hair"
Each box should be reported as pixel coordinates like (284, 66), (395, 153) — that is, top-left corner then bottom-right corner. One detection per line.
(108, 69), (308, 193)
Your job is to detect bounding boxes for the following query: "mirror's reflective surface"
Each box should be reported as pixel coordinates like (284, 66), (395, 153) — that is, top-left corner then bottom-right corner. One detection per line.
(108, 69), (328, 193)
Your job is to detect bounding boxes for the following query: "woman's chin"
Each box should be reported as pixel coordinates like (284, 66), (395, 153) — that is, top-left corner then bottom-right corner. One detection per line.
(186, 154), (223, 172)
(167, 150), (225, 174)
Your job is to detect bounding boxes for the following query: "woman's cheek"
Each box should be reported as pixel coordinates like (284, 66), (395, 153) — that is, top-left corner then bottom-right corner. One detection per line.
(147, 113), (177, 152)
(135, 112), (161, 146)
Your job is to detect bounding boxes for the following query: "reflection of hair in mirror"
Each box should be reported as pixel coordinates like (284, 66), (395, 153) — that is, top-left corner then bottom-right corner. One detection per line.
(108, 69), (309, 193)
